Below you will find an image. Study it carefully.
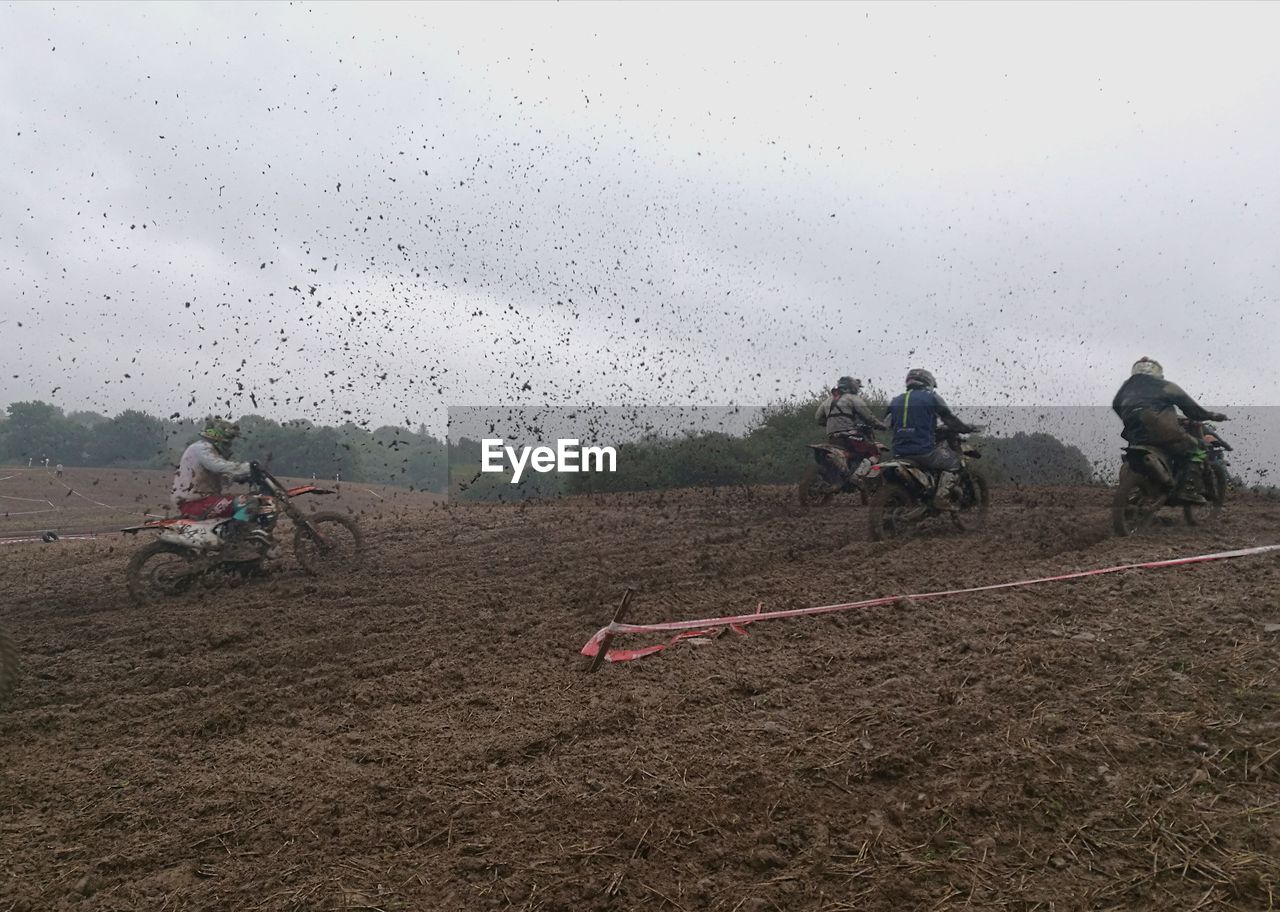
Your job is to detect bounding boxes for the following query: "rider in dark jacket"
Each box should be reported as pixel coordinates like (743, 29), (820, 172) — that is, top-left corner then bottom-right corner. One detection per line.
(1111, 357), (1226, 504)
(885, 368), (975, 508)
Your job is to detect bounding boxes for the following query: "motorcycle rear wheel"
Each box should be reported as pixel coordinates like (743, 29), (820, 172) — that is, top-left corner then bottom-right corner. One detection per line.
(0, 626), (18, 704)
(868, 481), (922, 542)
(126, 541), (199, 604)
(1112, 465), (1159, 537)
(294, 512), (365, 576)
(797, 464), (837, 510)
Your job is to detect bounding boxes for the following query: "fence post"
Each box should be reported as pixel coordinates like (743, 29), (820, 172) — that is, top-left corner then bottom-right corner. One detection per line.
(587, 588), (634, 673)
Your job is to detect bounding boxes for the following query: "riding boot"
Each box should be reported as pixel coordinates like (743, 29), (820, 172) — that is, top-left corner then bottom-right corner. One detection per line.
(932, 471), (958, 510)
(219, 519), (261, 560)
(1178, 468), (1207, 504)
(1171, 460), (1207, 504)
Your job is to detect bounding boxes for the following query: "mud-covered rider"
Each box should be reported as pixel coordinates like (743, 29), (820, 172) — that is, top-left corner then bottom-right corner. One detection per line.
(816, 376), (887, 469)
(1111, 357), (1226, 504)
(885, 368), (975, 510)
(173, 418), (251, 518)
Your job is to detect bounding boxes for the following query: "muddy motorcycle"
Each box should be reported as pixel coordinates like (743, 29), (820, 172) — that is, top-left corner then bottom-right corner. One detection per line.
(123, 462), (364, 604)
(865, 431), (989, 541)
(0, 625), (17, 704)
(1203, 424), (1233, 505)
(798, 436), (889, 509)
(1112, 418), (1228, 537)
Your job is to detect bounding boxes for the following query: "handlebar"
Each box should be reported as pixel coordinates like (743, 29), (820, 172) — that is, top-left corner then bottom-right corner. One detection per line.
(1180, 414), (1229, 431)
(247, 460), (286, 494)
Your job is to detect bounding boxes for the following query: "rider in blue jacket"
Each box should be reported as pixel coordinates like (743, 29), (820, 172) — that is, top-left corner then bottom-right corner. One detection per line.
(885, 368), (975, 509)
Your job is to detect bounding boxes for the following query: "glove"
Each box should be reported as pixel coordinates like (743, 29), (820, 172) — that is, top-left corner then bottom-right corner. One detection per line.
(1210, 412), (1228, 422)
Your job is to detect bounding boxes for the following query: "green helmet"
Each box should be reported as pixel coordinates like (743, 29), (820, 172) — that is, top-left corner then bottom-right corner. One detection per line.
(200, 417), (240, 455)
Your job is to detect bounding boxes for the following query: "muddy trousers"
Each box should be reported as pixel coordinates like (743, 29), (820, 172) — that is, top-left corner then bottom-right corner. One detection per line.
(828, 432), (879, 478)
(1135, 410), (1206, 492)
(900, 446), (961, 506)
(827, 432), (879, 460)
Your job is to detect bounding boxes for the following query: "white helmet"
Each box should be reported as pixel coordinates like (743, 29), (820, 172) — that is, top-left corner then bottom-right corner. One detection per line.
(1131, 357), (1163, 379)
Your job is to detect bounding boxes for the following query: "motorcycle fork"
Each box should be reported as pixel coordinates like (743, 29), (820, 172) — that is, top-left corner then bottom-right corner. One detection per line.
(281, 498), (326, 544)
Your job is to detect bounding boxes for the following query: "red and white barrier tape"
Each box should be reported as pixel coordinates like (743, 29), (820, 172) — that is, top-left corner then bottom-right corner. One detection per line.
(581, 544), (1280, 664)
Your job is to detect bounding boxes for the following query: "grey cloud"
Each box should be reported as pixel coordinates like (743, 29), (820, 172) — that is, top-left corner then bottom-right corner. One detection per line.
(2, 2), (1278, 434)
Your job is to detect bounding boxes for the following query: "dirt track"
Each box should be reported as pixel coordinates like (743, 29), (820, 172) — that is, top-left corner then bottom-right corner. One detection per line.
(0, 466), (439, 540)
(1, 483), (1279, 911)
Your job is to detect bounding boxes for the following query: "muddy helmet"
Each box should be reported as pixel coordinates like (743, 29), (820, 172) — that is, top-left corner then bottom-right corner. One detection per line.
(200, 417), (240, 456)
(836, 376), (861, 394)
(1131, 357), (1163, 379)
(905, 368), (936, 390)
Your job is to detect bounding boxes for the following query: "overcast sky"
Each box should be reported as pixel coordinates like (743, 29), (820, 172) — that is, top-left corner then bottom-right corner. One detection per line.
(3, 1), (1278, 432)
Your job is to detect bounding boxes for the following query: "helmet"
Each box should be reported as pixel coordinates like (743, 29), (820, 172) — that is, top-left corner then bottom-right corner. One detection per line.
(200, 417), (240, 456)
(836, 376), (861, 394)
(1131, 357), (1163, 379)
(905, 368), (936, 390)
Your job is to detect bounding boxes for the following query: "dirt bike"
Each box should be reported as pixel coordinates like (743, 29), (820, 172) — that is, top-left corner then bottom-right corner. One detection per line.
(1112, 417), (1228, 536)
(122, 462), (364, 604)
(1203, 423), (1233, 503)
(0, 626), (17, 704)
(798, 433), (889, 509)
(865, 429), (989, 541)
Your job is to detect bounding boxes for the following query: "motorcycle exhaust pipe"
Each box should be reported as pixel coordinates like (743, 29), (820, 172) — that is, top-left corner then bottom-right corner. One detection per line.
(1140, 451), (1174, 487)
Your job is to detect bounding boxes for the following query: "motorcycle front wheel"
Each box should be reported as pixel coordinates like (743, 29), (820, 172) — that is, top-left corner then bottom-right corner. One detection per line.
(126, 541), (199, 604)
(1212, 463), (1230, 508)
(294, 512), (365, 576)
(1184, 463), (1227, 526)
(949, 472), (990, 531)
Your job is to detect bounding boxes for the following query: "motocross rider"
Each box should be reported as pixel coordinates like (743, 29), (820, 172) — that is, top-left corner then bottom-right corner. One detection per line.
(885, 368), (976, 510)
(173, 418), (251, 518)
(1111, 357), (1227, 504)
(816, 376), (887, 466)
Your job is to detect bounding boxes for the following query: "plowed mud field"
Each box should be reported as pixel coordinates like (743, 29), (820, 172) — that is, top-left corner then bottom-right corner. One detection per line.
(0, 466), (439, 541)
(2, 479), (1279, 911)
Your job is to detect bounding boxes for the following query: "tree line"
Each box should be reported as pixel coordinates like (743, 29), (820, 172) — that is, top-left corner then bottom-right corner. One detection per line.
(556, 396), (1094, 496)
(455, 393), (1096, 500)
(2, 397), (1096, 500)
(0, 401), (456, 492)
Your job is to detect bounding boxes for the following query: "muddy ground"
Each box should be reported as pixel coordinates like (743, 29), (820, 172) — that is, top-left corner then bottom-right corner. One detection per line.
(1, 480), (1278, 911)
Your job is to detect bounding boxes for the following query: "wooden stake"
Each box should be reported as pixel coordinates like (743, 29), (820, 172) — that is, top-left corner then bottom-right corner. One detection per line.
(587, 588), (634, 673)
